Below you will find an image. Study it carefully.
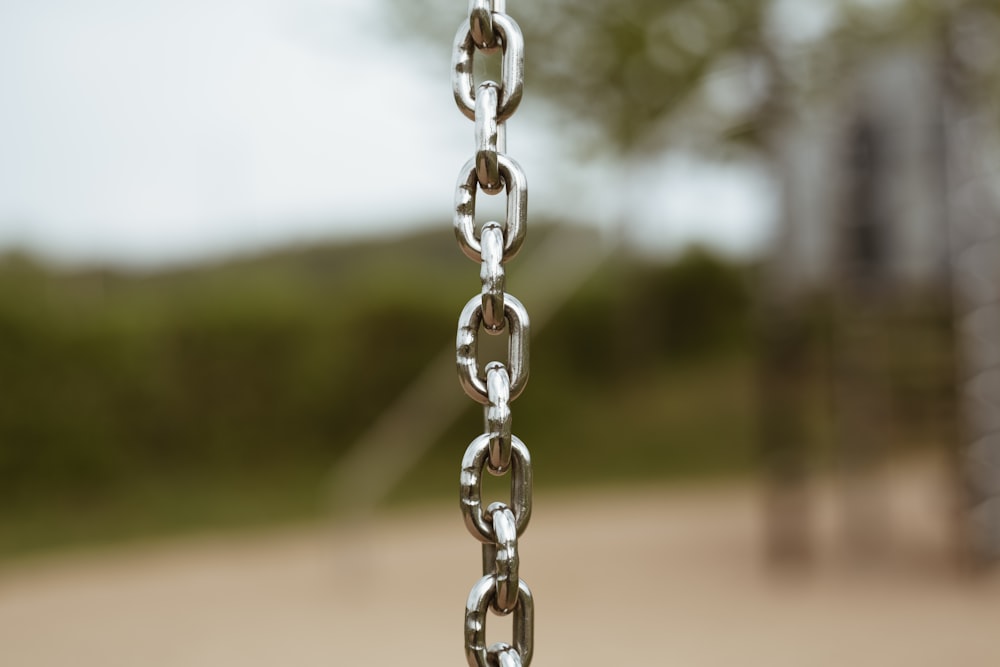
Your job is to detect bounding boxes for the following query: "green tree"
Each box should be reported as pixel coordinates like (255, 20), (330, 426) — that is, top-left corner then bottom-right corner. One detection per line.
(384, 0), (1000, 159)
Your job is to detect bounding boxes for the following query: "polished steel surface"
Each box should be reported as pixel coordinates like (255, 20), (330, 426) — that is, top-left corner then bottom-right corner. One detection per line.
(452, 13), (523, 122)
(475, 82), (503, 194)
(465, 576), (534, 667)
(454, 155), (527, 263)
(456, 294), (529, 405)
(468, 0), (496, 50)
(460, 434), (532, 542)
(484, 361), (512, 473)
(480, 223), (506, 332)
(489, 504), (519, 614)
(451, 2), (533, 663)
(491, 647), (523, 667)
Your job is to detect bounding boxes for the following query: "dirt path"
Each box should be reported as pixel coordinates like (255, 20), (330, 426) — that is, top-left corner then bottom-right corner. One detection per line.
(2, 464), (998, 666)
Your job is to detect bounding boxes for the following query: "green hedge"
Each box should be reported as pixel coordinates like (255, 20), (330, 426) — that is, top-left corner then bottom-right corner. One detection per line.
(0, 229), (757, 553)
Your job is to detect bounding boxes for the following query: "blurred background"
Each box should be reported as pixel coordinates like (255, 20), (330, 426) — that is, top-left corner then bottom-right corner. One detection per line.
(1, 0), (999, 665)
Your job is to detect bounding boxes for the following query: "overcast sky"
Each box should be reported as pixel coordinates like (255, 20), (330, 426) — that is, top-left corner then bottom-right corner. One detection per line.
(0, 0), (775, 267)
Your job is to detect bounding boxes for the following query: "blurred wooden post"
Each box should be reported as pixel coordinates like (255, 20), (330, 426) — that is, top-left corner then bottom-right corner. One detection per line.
(832, 115), (892, 560)
(758, 74), (823, 564)
(758, 297), (812, 564)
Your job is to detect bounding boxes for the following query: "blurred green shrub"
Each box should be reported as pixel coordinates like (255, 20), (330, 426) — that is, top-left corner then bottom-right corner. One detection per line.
(0, 228), (759, 552)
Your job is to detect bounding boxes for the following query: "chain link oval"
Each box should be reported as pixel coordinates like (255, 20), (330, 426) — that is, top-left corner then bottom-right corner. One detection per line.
(454, 155), (527, 264)
(480, 223), (506, 332)
(488, 503), (519, 614)
(460, 433), (532, 543)
(484, 361), (512, 472)
(452, 12), (524, 122)
(468, 0), (497, 49)
(457, 293), (529, 405)
(475, 82), (503, 194)
(465, 575), (534, 667)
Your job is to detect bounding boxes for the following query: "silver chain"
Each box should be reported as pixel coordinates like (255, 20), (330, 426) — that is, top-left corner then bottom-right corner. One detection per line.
(452, 1), (534, 665)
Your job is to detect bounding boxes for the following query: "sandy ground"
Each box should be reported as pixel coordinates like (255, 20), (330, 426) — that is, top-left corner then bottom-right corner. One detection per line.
(2, 462), (999, 666)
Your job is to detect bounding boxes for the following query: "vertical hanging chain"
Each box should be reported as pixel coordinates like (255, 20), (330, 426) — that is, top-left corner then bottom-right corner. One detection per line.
(451, 1), (534, 665)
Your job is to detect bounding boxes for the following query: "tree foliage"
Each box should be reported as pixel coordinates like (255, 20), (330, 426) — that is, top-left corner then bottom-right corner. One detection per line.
(385, 0), (1000, 156)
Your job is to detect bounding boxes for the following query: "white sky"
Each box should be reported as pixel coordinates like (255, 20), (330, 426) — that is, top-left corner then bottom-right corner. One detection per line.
(0, 0), (775, 267)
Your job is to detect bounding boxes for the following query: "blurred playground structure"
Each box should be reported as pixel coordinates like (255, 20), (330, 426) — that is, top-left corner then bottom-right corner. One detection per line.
(758, 7), (1000, 566)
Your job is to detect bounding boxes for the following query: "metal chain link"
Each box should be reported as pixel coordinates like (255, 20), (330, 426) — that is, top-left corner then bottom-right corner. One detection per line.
(452, 1), (534, 665)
